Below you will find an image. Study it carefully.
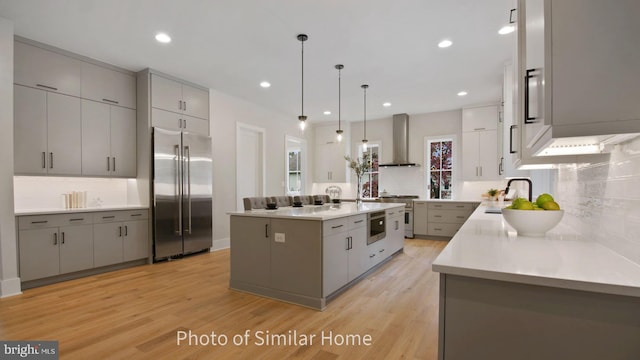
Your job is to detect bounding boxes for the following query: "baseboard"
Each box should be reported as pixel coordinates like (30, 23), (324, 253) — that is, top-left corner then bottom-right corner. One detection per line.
(0, 277), (22, 298)
(211, 237), (230, 251)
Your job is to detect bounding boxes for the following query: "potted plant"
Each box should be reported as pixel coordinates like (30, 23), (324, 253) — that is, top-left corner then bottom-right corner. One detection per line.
(487, 188), (499, 201)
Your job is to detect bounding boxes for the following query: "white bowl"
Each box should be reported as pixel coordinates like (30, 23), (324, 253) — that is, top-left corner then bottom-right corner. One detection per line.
(501, 208), (564, 237)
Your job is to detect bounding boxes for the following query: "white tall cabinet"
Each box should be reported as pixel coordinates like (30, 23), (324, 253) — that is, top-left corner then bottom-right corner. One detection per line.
(150, 73), (210, 135)
(314, 124), (348, 183)
(462, 105), (500, 180)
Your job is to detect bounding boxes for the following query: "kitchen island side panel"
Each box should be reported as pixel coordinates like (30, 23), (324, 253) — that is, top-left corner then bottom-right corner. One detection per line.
(440, 274), (640, 360)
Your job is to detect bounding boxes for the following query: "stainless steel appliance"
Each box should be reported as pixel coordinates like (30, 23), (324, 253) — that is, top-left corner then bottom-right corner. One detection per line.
(367, 211), (386, 245)
(379, 195), (419, 238)
(153, 127), (212, 261)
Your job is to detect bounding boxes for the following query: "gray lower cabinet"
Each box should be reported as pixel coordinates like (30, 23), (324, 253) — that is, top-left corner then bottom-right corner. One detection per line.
(386, 208), (405, 253)
(230, 216), (271, 288)
(18, 209), (149, 284)
(93, 210), (149, 267)
(18, 214), (93, 282)
(414, 201), (478, 238)
(322, 215), (368, 296)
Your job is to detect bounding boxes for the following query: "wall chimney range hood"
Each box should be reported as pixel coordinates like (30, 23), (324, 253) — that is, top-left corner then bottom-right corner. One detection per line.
(380, 113), (419, 167)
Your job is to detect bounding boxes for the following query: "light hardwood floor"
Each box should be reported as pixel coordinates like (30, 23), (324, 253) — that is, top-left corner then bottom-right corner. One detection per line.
(0, 239), (446, 359)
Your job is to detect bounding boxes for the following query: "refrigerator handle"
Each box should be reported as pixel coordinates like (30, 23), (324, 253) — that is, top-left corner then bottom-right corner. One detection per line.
(185, 145), (192, 235)
(175, 144), (182, 236)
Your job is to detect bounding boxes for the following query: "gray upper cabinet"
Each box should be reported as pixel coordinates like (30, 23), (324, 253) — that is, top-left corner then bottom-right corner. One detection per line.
(81, 62), (136, 109)
(81, 100), (136, 177)
(151, 74), (209, 120)
(14, 40), (82, 97)
(14, 85), (81, 175)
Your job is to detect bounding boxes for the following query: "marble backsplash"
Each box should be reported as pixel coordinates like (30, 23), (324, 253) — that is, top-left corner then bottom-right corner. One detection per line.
(554, 136), (640, 264)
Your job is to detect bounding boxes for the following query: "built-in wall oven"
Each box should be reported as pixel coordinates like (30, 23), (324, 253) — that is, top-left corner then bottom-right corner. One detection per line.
(368, 211), (386, 245)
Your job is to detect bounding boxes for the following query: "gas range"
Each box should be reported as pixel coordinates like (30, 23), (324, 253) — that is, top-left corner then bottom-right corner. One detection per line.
(379, 195), (419, 209)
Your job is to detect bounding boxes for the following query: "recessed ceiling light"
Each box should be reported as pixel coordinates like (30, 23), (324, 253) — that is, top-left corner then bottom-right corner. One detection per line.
(260, 81), (271, 88)
(457, 91), (468, 96)
(438, 39), (453, 48)
(383, 102), (391, 107)
(498, 25), (515, 35)
(323, 111), (331, 115)
(155, 33), (171, 43)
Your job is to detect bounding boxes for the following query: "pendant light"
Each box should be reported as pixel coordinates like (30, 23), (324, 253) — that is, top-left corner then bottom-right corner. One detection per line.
(297, 34), (308, 130)
(335, 64), (344, 142)
(361, 84), (369, 150)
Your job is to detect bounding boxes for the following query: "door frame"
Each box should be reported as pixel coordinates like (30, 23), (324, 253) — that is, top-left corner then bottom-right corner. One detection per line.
(236, 122), (266, 210)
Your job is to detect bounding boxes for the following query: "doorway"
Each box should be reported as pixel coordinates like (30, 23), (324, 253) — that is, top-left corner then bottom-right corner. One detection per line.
(236, 123), (266, 210)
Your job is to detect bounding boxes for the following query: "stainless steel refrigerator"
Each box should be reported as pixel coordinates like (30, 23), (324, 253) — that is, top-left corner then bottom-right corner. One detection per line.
(153, 127), (212, 261)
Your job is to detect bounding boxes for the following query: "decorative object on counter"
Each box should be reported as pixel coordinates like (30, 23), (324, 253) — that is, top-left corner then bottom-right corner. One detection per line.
(482, 188), (499, 201)
(361, 84), (369, 150)
(502, 195), (564, 236)
(335, 64), (344, 142)
(61, 191), (87, 209)
(297, 34), (308, 131)
(345, 153), (371, 203)
(325, 185), (342, 201)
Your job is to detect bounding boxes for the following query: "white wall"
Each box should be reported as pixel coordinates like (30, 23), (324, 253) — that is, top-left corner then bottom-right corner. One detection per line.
(209, 89), (313, 248)
(0, 17), (20, 297)
(555, 137), (640, 264)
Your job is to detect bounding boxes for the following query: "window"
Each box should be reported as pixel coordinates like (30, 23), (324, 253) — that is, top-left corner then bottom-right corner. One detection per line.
(288, 150), (302, 193)
(359, 144), (380, 198)
(427, 139), (453, 199)
(285, 136), (305, 195)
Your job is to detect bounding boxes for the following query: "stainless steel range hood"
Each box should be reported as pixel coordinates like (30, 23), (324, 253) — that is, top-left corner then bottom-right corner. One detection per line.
(379, 113), (420, 167)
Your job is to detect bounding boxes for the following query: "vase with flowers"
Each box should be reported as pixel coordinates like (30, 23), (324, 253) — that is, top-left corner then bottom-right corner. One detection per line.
(345, 153), (371, 204)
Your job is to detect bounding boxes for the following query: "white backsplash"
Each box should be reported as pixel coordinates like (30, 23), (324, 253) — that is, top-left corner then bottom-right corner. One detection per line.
(554, 136), (640, 264)
(13, 176), (135, 210)
(378, 166), (424, 196)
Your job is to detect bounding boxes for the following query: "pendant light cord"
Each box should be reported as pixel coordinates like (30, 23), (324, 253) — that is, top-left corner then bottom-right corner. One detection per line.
(301, 39), (304, 116)
(362, 84), (368, 141)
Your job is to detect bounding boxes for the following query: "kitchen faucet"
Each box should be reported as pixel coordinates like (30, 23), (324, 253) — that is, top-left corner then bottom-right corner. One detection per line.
(504, 178), (533, 202)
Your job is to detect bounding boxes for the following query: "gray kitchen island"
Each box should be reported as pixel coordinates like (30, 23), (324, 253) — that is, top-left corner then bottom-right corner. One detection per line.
(228, 202), (405, 310)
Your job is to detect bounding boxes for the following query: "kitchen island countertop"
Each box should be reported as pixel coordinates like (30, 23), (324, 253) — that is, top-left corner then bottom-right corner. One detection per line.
(227, 202), (404, 221)
(433, 204), (640, 298)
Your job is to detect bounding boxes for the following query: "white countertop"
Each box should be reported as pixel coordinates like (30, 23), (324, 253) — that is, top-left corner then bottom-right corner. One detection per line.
(432, 204), (640, 297)
(15, 205), (149, 216)
(413, 199), (482, 203)
(227, 202), (404, 221)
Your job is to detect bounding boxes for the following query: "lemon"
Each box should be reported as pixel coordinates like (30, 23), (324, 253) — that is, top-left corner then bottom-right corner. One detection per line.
(541, 201), (561, 210)
(517, 201), (534, 210)
(511, 197), (527, 209)
(536, 193), (555, 208)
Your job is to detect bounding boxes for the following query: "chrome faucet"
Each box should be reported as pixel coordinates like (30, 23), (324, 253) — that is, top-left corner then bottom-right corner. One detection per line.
(504, 178), (533, 202)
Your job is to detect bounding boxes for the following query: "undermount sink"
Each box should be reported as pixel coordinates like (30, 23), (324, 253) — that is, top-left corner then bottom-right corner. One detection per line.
(484, 208), (502, 214)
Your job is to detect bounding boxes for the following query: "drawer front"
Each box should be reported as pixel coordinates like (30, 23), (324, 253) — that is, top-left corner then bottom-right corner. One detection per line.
(93, 209), (149, 223)
(428, 202), (476, 211)
(323, 217), (350, 237)
(428, 210), (472, 224)
(427, 223), (462, 237)
(18, 214), (64, 230)
(348, 214), (367, 230)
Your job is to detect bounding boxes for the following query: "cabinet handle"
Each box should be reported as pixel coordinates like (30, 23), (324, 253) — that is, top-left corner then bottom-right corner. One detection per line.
(395, 220), (399, 231)
(36, 83), (58, 91)
(331, 224), (344, 229)
(479, 166), (482, 177)
(456, 216), (465, 219)
(369, 254), (376, 258)
(107, 156), (110, 171)
(61, 232), (65, 244)
(379, 249), (385, 253)
(473, 127), (486, 131)
(434, 215), (442, 218)
(183, 118), (187, 128)
(42, 152), (46, 168)
(184, 101), (187, 111)
(353, 220), (364, 224)
(31, 220), (48, 224)
(130, 213), (142, 217)
(345, 236), (350, 251)
(124, 225), (128, 236)
(53, 232), (58, 245)
(456, 205), (465, 208)
(265, 224), (269, 238)
(509, 125), (517, 154)
(112, 157), (116, 172)
(524, 69), (538, 124)
(102, 216), (115, 219)
(102, 98), (119, 104)
(69, 218), (84, 222)
(499, 157), (504, 175)
(434, 228), (442, 231)
(50, 152), (53, 169)
(119, 226), (122, 237)
(179, 100), (183, 111)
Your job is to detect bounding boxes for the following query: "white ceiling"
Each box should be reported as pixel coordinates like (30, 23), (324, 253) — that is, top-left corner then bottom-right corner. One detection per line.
(0, 0), (515, 124)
